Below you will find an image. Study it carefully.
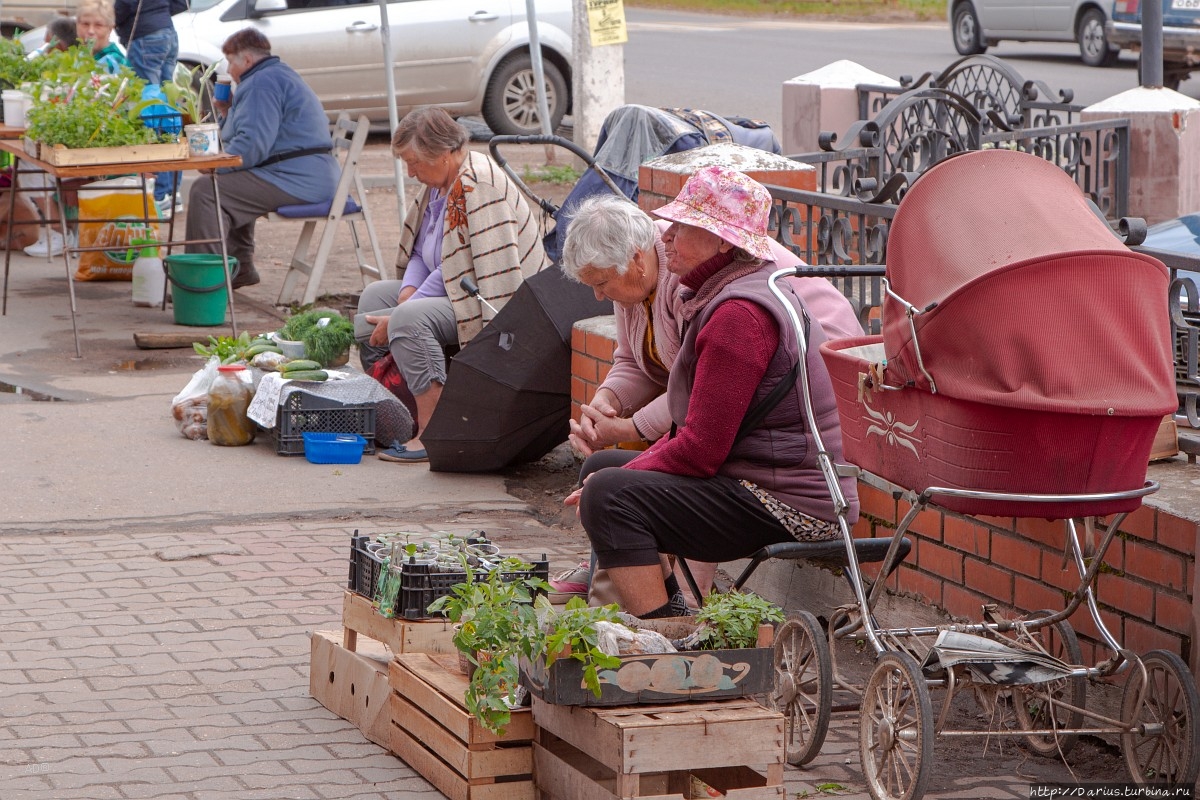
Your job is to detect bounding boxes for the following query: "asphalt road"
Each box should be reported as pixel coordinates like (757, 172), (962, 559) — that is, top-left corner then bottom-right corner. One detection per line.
(622, 7), (1194, 136)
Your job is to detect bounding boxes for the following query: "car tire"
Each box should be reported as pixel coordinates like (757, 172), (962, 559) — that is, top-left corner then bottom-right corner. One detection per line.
(952, 3), (987, 56)
(482, 52), (568, 136)
(1078, 8), (1119, 67)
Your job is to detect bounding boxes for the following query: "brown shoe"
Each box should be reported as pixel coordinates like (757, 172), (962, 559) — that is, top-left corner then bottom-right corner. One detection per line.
(231, 269), (260, 289)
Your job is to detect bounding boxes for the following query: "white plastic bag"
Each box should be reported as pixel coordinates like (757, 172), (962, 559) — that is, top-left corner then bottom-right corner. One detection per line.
(171, 356), (220, 440)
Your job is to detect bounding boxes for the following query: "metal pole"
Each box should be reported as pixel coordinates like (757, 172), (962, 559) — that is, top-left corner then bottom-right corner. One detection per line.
(1142, 0), (1164, 87)
(377, 0), (406, 221)
(525, 0), (553, 138)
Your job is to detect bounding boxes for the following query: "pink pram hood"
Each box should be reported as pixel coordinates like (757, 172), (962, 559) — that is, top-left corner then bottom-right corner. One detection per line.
(881, 149), (1176, 417)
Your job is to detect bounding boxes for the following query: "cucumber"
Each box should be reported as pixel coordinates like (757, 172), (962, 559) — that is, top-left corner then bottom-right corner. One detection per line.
(281, 359), (322, 372)
(245, 343), (284, 357)
(282, 369), (327, 382)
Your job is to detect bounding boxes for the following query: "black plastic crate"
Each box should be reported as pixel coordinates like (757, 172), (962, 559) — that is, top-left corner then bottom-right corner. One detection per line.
(346, 532), (548, 619)
(272, 391), (376, 456)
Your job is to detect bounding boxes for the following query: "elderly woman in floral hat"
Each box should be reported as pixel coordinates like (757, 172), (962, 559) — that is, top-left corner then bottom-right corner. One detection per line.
(565, 165), (860, 618)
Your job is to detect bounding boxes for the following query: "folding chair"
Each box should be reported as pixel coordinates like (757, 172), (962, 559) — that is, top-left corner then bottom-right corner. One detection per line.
(272, 113), (387, 305)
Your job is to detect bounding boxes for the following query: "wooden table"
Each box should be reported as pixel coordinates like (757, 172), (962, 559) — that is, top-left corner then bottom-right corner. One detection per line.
(0, 139), (242, 357)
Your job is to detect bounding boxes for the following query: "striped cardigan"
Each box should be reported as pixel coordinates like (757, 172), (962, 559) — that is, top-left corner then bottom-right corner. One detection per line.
(396, 150), (548, 346)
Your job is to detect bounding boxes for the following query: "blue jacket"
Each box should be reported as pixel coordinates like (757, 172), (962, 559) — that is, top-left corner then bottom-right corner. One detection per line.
(218, 56), (338, 204)
(115, 0), (174, 44)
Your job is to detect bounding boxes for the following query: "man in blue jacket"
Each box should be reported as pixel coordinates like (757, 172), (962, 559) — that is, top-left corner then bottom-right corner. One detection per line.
(185, 28), (338, 289)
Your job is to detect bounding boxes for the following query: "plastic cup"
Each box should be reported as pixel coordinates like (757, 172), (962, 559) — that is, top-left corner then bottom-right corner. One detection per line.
(213, 78), (232, 104)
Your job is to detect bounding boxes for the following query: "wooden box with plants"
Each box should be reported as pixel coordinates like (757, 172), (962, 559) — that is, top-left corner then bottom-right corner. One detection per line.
(17, 46), (189, 165)
(521, 590), (782, 707)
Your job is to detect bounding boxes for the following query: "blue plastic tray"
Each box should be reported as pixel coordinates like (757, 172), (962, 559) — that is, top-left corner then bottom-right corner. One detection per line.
(302, 432), (367, 464)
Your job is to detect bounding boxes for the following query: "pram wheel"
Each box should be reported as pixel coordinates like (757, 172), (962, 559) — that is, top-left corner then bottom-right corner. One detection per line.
(860, 651), (933, 800)
(769, 611), (831, 766)
(1010, 609), (1085, 758)
(1121, 649), (1200, 786)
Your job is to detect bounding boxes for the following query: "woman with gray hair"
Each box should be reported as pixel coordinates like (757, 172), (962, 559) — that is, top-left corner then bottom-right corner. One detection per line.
(356, 107), (546, 463)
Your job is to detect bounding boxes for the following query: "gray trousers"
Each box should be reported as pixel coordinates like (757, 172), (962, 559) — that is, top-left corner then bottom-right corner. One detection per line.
(185, 170), (303, 277)
(355, 280), (456, 395)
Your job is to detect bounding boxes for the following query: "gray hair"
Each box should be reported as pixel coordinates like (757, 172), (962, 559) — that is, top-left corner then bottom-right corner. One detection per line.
(560, 194), (657, 282)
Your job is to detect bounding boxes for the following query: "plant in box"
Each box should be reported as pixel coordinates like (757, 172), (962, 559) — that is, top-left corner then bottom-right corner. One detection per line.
(427, 557), (552, 735)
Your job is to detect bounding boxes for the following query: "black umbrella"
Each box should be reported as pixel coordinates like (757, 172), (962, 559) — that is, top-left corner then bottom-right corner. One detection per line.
(423, 267), (612, 472)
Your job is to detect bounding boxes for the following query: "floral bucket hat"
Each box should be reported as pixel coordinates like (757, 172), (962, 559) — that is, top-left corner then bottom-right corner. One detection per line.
(652, 165), (774, 261)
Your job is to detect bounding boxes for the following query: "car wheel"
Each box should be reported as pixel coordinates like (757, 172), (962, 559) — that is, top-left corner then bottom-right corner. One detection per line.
(952, 3), (987, 56)
(1078, 8), (1119, 67)
(482, 52), (568, 136)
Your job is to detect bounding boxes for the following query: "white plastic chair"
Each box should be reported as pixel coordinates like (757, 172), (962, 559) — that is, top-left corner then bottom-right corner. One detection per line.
(271, 113), (387, 305)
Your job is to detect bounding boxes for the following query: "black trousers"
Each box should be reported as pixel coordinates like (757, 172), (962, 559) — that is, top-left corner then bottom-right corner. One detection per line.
(578, 450), (796, 570)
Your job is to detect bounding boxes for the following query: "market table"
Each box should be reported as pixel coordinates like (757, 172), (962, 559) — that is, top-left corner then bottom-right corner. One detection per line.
(0, 138), (242, 357)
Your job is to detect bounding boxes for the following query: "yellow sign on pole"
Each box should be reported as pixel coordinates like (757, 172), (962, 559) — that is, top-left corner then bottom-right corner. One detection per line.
(588, 0), (628, 46)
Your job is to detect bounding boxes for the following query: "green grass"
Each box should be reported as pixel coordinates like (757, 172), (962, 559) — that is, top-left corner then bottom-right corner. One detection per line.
(521, 164), (582, 185)
(627, 0), (945, 22)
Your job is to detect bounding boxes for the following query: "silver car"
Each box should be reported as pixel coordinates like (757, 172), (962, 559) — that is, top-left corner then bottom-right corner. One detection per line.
(948, 0), (1120, 67)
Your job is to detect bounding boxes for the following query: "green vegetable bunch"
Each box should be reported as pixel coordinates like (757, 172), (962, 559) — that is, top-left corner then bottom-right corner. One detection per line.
(193, 331), (254, 364)
(278, 309), (355, 368)
(693, 590), (785, 650)
(531, 595), (623, 698)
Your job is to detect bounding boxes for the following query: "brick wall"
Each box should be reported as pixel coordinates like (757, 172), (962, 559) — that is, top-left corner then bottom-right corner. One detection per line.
(572, 321), (1199, 669)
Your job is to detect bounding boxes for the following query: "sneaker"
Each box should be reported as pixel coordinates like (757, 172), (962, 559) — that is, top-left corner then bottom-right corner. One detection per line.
(156, 195), (184, 217)
(23, 229), (65, 257)
(548, 560), (590, 602)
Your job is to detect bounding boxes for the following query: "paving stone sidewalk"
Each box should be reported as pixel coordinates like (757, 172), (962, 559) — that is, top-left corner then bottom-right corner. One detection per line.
(0, 511), (1119, 799)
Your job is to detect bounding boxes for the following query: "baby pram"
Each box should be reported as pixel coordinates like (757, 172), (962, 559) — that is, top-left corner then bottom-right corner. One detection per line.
(728, 149), (1196, 798)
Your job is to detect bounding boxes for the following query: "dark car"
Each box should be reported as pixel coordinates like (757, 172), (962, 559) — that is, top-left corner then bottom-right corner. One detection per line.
(1108, 0), (1200, 89)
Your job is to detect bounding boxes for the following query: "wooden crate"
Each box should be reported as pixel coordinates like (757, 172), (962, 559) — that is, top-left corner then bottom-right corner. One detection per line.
(390, 652), (534, 800)
(532, 696), (785, 800)
(308, 629), (393, 749)
(40, 140), (188, 166)
(341, 589), (456, 655)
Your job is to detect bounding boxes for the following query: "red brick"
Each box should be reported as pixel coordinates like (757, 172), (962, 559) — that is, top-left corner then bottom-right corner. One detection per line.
(1157, 512), (1199, 556)
(652, 168), (686, 197)
(745, 167), (817, 192)
(1123, 617), (1182, 658)
(896, 567), (942, 606)
(1154, 591), (1195, 636)
(1041, 559), (1087, 595)
(1015, 517), (1068, 550)
(977, 515), (1015, 532)
(637, 164), (654, 195)
(943, 515), (989, 558)
(963, 558), (1013, 605)
(1095, 573), (1153, 619)
(1115, 503), (1156, 541)
(943, 583), (991, 621)
(571, 377), (588, 406)
(1014, 575), (1065, 616)
(571, 326), (586, 353)
(916, 539), (963, 583)
(851, 517), (874, 540)
(1071, 604), (1123, 650)
(1125, 539), (1187, 592)
(903, 508), (941, 541)
(571, 352), (597, 384)
(857, 482), (897, 524)
(584, 330), (615, 360)
(596, 362), (611, 383)
(990, 533), (1042, 580)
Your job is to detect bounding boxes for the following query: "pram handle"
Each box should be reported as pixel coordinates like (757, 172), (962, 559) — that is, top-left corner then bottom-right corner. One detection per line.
(488, 134), (630, 216)
(786, 265), (886, 279)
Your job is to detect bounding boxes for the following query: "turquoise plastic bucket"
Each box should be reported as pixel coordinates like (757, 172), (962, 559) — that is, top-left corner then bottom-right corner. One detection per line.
(165, 254), (238, 326)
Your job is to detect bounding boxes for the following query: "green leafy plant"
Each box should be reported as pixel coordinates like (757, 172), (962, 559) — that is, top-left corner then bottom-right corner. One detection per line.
(693, 590), (784, 650)
(193, 331), (253, 363)
(278, 309), (355, 368)
(0, 37), (40, 89)
(531, 595), (623, 697)
(163, 61), (220, 124)
(427, 559), (550, 736)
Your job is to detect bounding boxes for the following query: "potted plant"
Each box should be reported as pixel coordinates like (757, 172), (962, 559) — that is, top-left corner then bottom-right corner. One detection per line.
(277, 309), (356, 368)
(163, 61), (220, 125)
